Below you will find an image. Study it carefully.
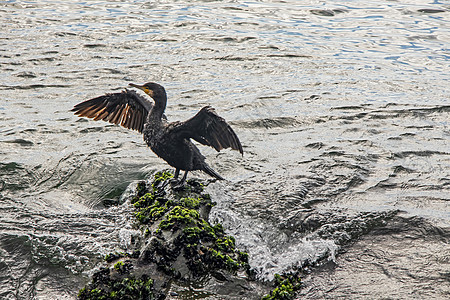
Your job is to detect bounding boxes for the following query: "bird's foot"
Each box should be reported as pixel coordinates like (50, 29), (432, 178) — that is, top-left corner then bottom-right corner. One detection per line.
(156, 179), (171, 190)
(169, 178), (186, 190)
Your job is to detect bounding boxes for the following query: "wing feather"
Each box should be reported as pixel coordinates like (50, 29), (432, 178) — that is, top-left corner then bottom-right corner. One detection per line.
(131, 109), (139, 131)
(172, 106), (243, 154)
(111, 104), (125, 124)
(71, 89), (152, 133)
(93, 108), (108, 121)
(136, 109), (143, 131)
(104, 105), (119, 122)
(121, 105), (130, 127)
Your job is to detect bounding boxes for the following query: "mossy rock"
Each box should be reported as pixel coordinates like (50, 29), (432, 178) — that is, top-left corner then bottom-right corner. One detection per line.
(261, 273), (302, 300)
(132, 171), (250, 278)
(78, 170), (262, 300)
(78, 269), (155, 300)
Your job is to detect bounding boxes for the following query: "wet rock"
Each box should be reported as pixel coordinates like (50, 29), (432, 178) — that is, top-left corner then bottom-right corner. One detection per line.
(262, 273), (302, 300)
(77, 171), (271, 299)
(77, 170), (402, 299)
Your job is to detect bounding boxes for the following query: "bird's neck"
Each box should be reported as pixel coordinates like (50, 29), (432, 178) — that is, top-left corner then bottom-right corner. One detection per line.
(150, 96), (167, 120)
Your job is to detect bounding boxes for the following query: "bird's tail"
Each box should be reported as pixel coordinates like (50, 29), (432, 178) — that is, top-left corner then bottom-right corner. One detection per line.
(203, 164), (225, 180)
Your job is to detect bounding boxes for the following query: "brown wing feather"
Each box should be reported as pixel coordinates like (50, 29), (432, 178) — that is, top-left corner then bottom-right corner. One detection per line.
(71, 89), (151, 133)
(172, 106), (243, 154)
(121, 106), (131, 128)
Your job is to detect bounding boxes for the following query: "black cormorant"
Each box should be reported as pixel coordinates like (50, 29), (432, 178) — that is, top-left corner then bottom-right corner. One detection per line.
(71, 82), (243, 185)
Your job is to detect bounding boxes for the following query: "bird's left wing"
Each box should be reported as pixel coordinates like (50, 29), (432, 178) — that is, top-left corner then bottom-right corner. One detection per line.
(71, 89), (151, 133)
(172, 106), (243, 154)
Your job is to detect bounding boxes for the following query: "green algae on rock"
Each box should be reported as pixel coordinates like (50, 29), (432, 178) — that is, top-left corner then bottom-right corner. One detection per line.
(261, 273), (302, 300)
(78, 269), (155, 300)
(132, 171), (251, 278)
(78, 171), (265, 300)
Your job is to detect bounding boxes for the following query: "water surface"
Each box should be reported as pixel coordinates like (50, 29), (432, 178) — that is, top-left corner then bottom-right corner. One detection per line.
(1, 0), (449, 299)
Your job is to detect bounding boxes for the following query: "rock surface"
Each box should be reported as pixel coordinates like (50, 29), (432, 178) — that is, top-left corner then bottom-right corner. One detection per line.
(77, 171), (285, 299)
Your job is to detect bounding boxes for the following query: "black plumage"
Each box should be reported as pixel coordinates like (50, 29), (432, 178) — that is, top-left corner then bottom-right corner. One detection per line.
(71, 82), (243, 184)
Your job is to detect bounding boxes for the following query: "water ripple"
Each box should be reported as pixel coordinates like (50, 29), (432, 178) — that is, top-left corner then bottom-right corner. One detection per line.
(1, 0), (449, 298)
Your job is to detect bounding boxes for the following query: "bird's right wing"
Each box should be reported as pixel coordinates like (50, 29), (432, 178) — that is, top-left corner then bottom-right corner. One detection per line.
(71, 89), (152, 133)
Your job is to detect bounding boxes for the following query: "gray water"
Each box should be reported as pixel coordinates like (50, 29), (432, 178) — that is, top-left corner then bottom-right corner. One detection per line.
(1, 0), (449, 299)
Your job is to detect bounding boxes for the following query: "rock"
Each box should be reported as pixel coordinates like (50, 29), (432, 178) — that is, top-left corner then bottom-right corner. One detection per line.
(77, 171), (272, 299)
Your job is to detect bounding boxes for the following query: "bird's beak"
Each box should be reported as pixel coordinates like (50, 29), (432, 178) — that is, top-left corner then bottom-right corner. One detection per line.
(129, 83), (153, 97)
(129, 83), (143, 89)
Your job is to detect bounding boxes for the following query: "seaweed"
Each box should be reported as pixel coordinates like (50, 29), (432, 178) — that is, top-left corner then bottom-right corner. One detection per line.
(262, 273), (302, 300)
(78, 272), (154, 300)
(78, 170), (255, 299)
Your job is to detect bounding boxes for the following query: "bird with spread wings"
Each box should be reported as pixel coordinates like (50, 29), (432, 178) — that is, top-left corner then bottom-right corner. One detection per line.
(71, 82), (243, 186)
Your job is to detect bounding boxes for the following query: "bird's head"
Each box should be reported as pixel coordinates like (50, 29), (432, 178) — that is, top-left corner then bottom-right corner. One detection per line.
(129, 82), (166, 101)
